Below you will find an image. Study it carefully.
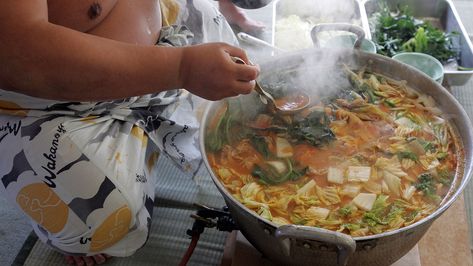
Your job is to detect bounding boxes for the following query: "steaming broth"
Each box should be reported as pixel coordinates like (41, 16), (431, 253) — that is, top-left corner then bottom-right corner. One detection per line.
(205, 68), (458, 236)
(274, 93), (310, 111)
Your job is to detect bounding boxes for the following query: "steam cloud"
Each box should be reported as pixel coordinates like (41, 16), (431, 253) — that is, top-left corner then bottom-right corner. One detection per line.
(246, 0), (361, 101)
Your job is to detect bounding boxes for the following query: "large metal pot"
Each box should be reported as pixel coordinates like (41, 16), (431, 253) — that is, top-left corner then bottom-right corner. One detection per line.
(199, 48), (473, 266)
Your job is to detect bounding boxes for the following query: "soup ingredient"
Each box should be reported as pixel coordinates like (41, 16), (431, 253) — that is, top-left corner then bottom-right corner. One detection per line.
(414, 173), (440, 202)
(353, 193), (377, 211)
(307, 206), (330, 220)
(289, 109), (336, 146)
(206, 68), (458, 236)
(327, 167), (344, 184)
(276, 137), (294, 158)
(347, 166), (371, 182)
(372, 4), (458, 62)
(252, 159), (307, 185)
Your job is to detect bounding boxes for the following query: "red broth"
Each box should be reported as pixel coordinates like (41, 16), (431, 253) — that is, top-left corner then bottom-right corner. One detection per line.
(274, 93), (310, 111)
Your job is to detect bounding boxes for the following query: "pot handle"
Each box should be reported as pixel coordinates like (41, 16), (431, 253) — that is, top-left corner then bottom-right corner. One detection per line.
(275, 224), (356, 266)
(311, 23), (366, 50)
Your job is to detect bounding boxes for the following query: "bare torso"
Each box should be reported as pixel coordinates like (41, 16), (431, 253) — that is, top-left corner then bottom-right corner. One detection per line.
(47, 0), (162, 45)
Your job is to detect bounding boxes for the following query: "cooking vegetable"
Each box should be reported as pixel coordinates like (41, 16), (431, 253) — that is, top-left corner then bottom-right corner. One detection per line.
(327, 167), (345, 184)
(347, 166), (371, 182)
(437, 168), (453, 186)
(240, 182), (263, 201)
(397, 151), (418, 162)
(363, 195), (389, 225)
(414, 173), (441, 202)
(267, 160), (288, 175)
(363, 181), (382, 194)
(257, 206), (273, 220)
(340, 184), (361, 198)
(207, 70), (458, 236)
(276, 137), (293, 158)
(207, 101), (250, 152)
(383, 171), (402, 197)
(289, 109), (336, 146)
(339, 205), (356, 217)
(206, 106), (230, 152)
(372, 4), (458, 63)
(252, 159), (306, 185)
(307, 206), (330, 220)
(402, 185), (417, 200)
(249, 134), (270, 158)
(353, 193), (377, 211)
(316, 185), (341, 205)
(297, 179), (317, 195)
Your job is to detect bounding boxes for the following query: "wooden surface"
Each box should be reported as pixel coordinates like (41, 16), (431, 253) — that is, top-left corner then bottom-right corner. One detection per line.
(221, 232), (421, 266)
(418, 195), (473, 266)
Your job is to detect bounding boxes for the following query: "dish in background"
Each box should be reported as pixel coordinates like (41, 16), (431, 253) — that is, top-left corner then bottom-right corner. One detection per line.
(393, 52), (444, 84)
(324, 34), (376, 53)
(363, 0), (473, 86)
(272, 0), (362, 51)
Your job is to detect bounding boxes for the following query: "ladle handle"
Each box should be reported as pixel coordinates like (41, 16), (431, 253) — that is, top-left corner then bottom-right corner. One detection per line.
(275, 224), (356, 266)
(311, 23), (366, 49)
(230, 56), (250, 65)
(237, 32), (285, 53)
(230, 56), (275, 106)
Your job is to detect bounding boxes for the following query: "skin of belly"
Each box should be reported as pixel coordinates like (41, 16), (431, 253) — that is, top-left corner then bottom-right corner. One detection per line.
(47, 0), (162, 45)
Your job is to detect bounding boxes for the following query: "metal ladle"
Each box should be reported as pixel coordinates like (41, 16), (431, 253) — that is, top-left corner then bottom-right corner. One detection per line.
(231, 56), (310, 114)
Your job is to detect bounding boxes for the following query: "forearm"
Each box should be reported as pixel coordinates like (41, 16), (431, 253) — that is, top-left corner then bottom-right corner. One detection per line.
(0, 21), (184, 101)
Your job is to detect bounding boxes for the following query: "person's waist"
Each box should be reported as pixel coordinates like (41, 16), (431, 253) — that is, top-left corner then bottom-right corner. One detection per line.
(0, 88), (183, 117)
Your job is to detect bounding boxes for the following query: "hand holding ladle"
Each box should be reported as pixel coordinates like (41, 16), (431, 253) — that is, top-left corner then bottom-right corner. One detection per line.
(231, 56), (310, 114)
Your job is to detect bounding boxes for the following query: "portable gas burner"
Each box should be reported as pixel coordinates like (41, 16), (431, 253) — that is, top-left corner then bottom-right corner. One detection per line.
(179, 203), (238, 266)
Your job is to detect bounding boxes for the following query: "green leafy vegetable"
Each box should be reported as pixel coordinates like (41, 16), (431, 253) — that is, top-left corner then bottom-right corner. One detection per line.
(343, 223), (361, 232)
(362, 195), (389, 226)
(414, 173), (440, 202)
(373, 4), (458, 63)
(397, 151), (418, 162)
(437, 168), (453, 186)
(338, 205), (354, 217)
(384, 99), (397, 107)
(206, 100), (249, 152)
(249, 134), (270, 158)
(414, 173), (436, 194)
(436, 152), (448, 160)
(417, 138), (436, 153)
(252, 160), (306, 185)
(289, 109), (336, 146)
(404, 209), (419, 222)
(346, 69), (378, 103)
(291, 214), (308, 225)
(206, 106), (230, 152)
(361, 195), (408, 231)
(386, 204), (404, 221)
